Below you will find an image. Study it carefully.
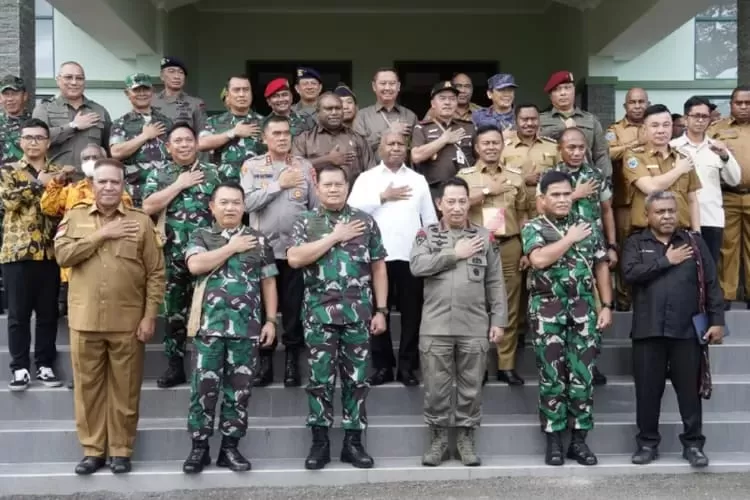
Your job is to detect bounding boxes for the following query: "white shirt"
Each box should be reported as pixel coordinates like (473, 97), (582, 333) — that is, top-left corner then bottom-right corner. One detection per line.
(670, 134), (741, 228)
(348, 162), (438, 261)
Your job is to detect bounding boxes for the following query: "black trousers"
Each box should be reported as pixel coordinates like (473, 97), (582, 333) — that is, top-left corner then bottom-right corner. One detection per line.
(371, 260), (423, 372)
(3, 260), (60, 372)
(700, 226), (723, 265)
(632, 337), (704, 449)
(259, 259), (304, 357)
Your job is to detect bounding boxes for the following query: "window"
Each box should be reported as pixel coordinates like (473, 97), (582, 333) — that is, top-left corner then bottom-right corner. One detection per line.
(35, 0), (54, 78)
(695, 1), (737, 79)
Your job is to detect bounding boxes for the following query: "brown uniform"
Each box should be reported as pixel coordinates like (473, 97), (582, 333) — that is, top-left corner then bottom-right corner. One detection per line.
(622, 147), (702, 230)
(423, 103), (481, 122)
(412, 118), (476, 197)
(457, 160), (526, 370)
(291, 125), (373, 185)
(606, 118), (645, 309)
(500, 135), (557, 218)
(352, 103), (418, 161)
(54, 202), (165, 459)
(708, 117), (750, 300)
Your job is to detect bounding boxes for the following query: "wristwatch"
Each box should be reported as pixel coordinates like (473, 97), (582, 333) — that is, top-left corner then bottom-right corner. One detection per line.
(600, 302), (614, 310)
(376, 307), (388, 315)
(68, 121), (78, 130)
(482, 187), (490, 196)
(607, 243), (619, 251)
(265, 317), (277, 325)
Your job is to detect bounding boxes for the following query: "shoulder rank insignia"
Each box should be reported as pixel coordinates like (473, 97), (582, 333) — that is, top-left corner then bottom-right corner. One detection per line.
(539, 136), (556, 144)
(505, 165), (522, 175)
(630, 146), (645, 153)
(458, 167), (476, 174)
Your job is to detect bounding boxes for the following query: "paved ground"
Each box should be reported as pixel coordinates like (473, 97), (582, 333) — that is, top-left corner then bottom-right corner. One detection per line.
(3, 473), (750, 500)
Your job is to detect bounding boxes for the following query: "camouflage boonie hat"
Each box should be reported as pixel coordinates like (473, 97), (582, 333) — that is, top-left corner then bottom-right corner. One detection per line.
(0, 75), (25, 92)
(124, 73), (153, 90)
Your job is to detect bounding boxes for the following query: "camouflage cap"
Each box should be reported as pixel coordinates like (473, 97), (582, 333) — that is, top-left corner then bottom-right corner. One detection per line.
(488, 73), (518, 90)
(0, 75), (25, 92)
(124, 73), (153, 90)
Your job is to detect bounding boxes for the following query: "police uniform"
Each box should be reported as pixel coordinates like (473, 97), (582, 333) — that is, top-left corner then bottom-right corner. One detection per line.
(538, 71), (612, 180)
(409, 220), (507, 466)
(54, 202), (165, 473)
(708, 117), (750, 301)
(501, 134), (558, 218)
(151, 57), (207, 132)
(622, 147), (701, 230)
(292, 67), (323, 121)
(182, 224), (278, 473)
(457, 161), (526, 376)
(239, 153), (317, 386)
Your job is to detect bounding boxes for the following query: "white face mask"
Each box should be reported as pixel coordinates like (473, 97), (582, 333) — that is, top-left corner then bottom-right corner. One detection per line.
(81, 160), (96, 178)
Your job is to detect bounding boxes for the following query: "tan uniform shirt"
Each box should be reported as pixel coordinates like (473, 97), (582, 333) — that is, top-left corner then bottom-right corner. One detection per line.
(457, 160), (527, 237)
(623, 146), (702, 229)
(708, 117), (750, 188)
(606, 117), (645, 207)
(409, 221), (508, 335)
(54, 203), (166, 333)
(500, 135), (558, 214)
(411, 119), (476, 186)
(291, 125), (373, 183)
(352, 103), (418, 159)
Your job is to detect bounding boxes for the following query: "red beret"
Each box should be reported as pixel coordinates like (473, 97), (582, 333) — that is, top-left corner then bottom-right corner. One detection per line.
(264, 78), (290, 98)
(544, 71), (575, 93)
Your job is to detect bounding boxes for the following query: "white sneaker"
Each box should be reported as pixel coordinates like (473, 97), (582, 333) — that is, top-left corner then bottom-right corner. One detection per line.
(36, 366), (63, 388)
(9, 369), (30, 392)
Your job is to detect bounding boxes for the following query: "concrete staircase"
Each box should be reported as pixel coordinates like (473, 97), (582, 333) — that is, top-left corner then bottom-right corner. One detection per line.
(2, 310), (750, 495)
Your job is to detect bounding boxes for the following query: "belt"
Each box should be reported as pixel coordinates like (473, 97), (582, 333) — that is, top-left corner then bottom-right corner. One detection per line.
(492, 234), (518, 245)
(723, 185), (750, 195)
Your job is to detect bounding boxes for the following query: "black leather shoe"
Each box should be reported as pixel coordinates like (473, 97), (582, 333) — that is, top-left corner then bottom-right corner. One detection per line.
(183, 440), (211, 474)
(631, 446), (659, 465)
(217, 437), (251, 472)
(283, 349), (301, 387)
(157, 357), (186, 389)
(396, 369), (419, 387)
(254, 354), (273, 387)
(109, 456), (132, 474)
(67, 380), (74, 390)
(482, 370), (488, 387)
(592, 366), (607, 386)
(724, 300), (732, 311)
(683, 447), (709, 467)
(74, 456), (106, 475)
(340, 430), (374, 469)
(368, 368), (394, 386)
(305, 427), (331, 470)
(496, 370), (525, 386)
(567, 430), (598, 466)
(545, 432), (564, 466)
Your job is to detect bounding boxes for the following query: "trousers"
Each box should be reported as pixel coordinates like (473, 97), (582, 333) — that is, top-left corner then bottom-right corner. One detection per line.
(614, 206), (631, 309)
(259, 259), (304, 357)
(163, 250), (193, 359)
(497, 237), (522, 370)
(720, 192), (750, 300)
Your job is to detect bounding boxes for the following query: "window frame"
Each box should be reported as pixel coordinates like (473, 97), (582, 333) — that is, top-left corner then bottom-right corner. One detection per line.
(694, 15), (737, 80)
(35, 0), (55, 79)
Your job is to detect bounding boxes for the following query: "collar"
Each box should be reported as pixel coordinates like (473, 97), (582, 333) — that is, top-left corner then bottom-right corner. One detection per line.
(377, 162), (408, 174)
(315, 124), (346, 135)
(551, 107), (581, 118)
(159, 89), (185, 100)
(215, 224), (245, 239)
(672, 133), (709, 149)
(438, 218), (473, 232)
(644, 227), (687, 244)
(512, 135), (544, 147)
(475, 159), (502, 173)
(645, 146), (679, 159)
(1, 110), (30, 121)
(17, 157), (51, 173)
(55, 95), (93, 108)
(316, 204), (351, 217)
(264, 153), (294, 166)
(88, 202), (127, 216)
(375, 103), (400, 113)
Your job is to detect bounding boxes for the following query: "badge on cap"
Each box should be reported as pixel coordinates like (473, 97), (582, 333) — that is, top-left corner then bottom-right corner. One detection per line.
(297, 68), (304, 78)
(627, 157), (639, 169)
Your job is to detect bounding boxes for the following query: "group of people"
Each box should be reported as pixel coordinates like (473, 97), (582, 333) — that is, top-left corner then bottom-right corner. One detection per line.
(0, 55), (734, 474)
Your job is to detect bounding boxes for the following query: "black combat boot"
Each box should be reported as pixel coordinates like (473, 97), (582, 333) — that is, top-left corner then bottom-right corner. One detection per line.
(157, 357), (186, 389)
(592, 366), (607, 386)
(567, 430), (598, 466)
(545, 432), (564, 466)
(283, 349), (301, 387)
(182, 439), (211, 474)
(217, 436), (251, 471)
(340, 429), (374, 469)
(254, 354), (273, 387)
(305, 426), (331, 470)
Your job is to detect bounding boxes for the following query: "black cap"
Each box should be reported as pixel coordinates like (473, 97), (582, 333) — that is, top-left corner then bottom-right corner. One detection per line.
(0, 75), (25, 92)
(334, 83), (356, 101)
(430, 81), (460, 98)
(160, 56), (188, 76)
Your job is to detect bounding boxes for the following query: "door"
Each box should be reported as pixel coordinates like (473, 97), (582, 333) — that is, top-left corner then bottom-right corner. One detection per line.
(394, 61), (499, 118)
(245, 61), (353, 116)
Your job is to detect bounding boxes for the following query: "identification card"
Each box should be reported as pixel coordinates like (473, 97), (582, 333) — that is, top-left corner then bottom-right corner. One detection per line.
(482, 207), (506, 235)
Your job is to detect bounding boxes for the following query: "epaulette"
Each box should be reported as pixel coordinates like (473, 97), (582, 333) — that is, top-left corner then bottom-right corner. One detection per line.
(630, 146), (645, 153)
(457, 166), (476, 175)
(505, 165), (523, 175)
(539, 136), (557, 144)
(504, 138), (515, 146)
(454, 117), (473, 124)
(125, 206), (147, 214)
(69, 201), (92, 211)
(417, 119), (433, 126)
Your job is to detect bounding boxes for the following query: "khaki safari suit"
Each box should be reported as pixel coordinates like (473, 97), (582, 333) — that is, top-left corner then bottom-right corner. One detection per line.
(54, 203), (165, 459)
(708, 118), (750, 300)
(458, 161), (526, 371)
(500, 135), (558, 218)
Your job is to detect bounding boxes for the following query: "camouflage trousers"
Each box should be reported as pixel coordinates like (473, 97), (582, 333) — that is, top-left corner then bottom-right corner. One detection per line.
(529, 295), (600, 433)
(187, 336), (258, 441)
(305, 320), (370, 430)
(162, 251), (194, 360)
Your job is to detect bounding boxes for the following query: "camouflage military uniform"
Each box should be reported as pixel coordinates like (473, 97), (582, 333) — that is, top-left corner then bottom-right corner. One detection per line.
(271, 111), (315, 139)
(521, 212), (607, 433)
(142, 161), (226, 360)
(290, 205), (387, 430)
(548, 162), (612, 228)
(0, 111), (30, 165)
(185, 224), (278, 441)
(200, 111), (265, 182)
(109, 110), (172, 206)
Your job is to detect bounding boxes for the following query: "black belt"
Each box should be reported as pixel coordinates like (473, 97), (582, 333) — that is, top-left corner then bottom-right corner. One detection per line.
(723, 186), (750, 195)
(493, 235), (518, 245)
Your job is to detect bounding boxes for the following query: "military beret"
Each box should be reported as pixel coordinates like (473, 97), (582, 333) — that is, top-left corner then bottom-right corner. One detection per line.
(544, 71), (575, 93)
(160, 56), (188, 76)
(334, 83), (356, 101)
(265, 78), (290, 98)
(0, 75), (25, 92)
(488, 73), (517, 90)
(296, 67), (322, 83)
(430, 80), (460, 99)
(124, 73), (152, 90)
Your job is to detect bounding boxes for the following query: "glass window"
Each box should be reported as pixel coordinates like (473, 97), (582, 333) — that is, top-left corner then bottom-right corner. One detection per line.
(35, 18), (54, 78)
(695, 1), (737, 79)
(35, 0), (54, 18)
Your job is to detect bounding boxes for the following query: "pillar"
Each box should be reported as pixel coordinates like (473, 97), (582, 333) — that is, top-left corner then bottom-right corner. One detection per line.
(580, 77), (617, 128)
(0, 0), (35, 102)
(739, 0), (750, 86)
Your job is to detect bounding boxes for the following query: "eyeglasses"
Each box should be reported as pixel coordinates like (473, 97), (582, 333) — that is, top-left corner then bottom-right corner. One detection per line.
(20, 135), (49, 143)
(687, 114), (711, 121)
(81, 155), (100, 161)
(59, 75), (85, 83)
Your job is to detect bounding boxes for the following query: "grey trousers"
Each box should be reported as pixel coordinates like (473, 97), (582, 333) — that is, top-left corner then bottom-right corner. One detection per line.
(419, 335), (489, 428)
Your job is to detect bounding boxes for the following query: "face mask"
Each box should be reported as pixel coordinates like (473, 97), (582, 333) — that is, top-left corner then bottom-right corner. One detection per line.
(81, 160), (96, 178)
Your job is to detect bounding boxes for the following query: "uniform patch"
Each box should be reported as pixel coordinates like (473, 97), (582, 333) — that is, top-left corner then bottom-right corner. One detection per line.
(54, 222), (67, 240)
(415, 229), (427, 245)
(627, 157), (639, 169)
(605, 131), (616, 141)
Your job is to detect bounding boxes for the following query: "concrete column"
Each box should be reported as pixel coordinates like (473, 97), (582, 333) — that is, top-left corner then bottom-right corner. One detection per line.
(739, 0), (750, 86)
(580, 78), (616, 128)
(0, 0), (35, 102)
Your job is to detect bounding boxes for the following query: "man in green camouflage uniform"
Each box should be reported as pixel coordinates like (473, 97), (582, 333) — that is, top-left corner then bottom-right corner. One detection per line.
(522, 170), (613, 467)
(264, 78), (315, 139)
(109, 74), (172, 206)
(142, 123), (229, 388)
(0, 75), (31, 165)
(198, 75), (264, 183)
(287, 164), (388, 471)
(182, 182), (278, 474)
